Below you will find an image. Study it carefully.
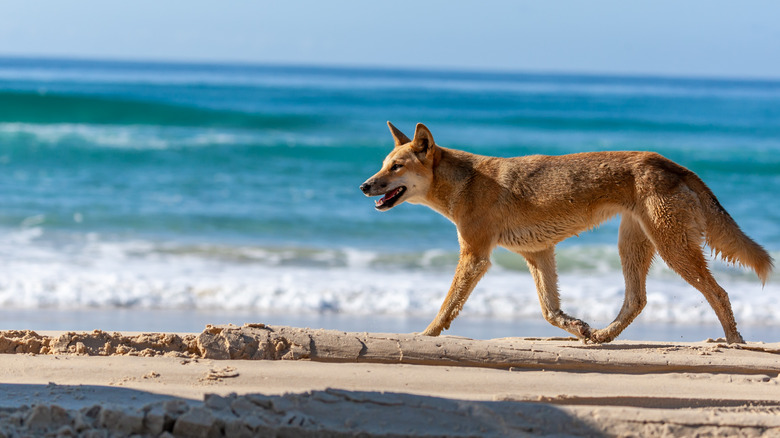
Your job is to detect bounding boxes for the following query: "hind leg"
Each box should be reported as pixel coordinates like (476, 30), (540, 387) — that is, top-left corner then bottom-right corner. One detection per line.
(590, 215), (656, 343)
(642, 199), (744, 343)
(659, 245), (743, 343)
(521, 247), (592, 341)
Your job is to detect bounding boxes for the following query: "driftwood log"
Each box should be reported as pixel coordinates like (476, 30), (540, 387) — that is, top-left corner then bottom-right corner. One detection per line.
(2, 323), (779, 374)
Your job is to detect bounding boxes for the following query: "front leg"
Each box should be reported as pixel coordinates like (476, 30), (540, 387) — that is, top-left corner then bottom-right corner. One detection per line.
(421, 249), (491, 336)
(521, 247), (592, 341)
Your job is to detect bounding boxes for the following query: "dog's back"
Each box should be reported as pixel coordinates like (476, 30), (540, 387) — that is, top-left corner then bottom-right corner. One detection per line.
(448, 150), (772, 284)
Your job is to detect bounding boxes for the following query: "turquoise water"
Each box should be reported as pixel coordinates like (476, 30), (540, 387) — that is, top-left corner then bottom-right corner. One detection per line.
(0, 57), (778, 339)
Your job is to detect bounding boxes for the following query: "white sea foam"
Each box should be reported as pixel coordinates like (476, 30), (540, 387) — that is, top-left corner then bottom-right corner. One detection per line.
(0, 123), (281, 150)
(0, 228), (777, 328)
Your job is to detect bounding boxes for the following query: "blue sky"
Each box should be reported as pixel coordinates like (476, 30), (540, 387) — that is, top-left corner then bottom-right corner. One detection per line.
(1, 1), (779, 79)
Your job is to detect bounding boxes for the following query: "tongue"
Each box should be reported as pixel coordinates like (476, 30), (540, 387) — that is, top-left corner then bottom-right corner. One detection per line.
(380, 188), (399, 202)
(376, 187), (401, 206)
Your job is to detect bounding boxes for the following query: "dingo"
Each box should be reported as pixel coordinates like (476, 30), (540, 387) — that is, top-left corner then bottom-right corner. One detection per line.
(360, 122), (773, 344)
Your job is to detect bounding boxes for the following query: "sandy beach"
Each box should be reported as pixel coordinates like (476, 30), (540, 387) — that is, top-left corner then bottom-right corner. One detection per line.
(1, 324), (779, 437)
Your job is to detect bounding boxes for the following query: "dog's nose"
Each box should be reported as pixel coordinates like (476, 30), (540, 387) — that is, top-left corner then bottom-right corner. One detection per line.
(359, 182), (371, 194)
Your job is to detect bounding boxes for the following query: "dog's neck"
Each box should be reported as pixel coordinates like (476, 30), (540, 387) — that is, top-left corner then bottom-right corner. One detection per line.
(423, 146), (478, 221)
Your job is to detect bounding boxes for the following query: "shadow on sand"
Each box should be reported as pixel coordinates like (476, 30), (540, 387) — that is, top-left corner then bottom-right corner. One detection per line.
(0, 383), (607, 437)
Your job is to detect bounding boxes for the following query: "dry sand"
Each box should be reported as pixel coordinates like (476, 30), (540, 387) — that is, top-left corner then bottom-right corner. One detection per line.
(1, 324), (779, 437)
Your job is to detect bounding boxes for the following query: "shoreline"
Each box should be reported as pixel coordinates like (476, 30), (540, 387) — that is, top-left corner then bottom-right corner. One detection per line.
(2, 307), (778, 343)
(1, 325), (780, 436)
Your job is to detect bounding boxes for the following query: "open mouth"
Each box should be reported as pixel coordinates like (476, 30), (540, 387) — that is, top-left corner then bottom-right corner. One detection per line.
(375, 186), (406, 210)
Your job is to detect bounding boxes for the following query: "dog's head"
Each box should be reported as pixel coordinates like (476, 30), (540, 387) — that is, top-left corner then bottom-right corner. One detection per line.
(360, 122), (437, 211)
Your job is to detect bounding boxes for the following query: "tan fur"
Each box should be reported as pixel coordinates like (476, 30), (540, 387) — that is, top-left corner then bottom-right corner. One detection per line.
(361, 122), (774, 344)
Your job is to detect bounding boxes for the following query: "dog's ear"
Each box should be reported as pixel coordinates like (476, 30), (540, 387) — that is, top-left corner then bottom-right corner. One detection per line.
(387, 121), (411, 147)
(411, 123), (435, 158)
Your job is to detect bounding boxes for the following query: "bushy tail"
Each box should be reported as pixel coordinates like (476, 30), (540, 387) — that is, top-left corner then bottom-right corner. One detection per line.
(686, 173), (774, 284)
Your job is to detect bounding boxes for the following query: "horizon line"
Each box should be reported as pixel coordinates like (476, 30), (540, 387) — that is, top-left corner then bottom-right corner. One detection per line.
(2, 54), (780, 85)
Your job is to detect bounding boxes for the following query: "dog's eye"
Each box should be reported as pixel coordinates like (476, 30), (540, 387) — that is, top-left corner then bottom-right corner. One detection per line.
(391, 163), (403, 171)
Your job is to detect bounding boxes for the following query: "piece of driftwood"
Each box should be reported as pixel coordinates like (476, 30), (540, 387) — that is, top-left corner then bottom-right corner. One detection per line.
(193, 324), (780, 374)
(2, 324), (779, 374)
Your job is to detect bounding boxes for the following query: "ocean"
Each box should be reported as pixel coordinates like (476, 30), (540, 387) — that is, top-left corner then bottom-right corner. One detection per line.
(0, 57), (778, 341)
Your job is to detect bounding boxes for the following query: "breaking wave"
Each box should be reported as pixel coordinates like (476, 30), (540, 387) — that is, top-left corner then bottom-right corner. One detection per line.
(0, 228), (776, 326)
(0, 91), (319, 130)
